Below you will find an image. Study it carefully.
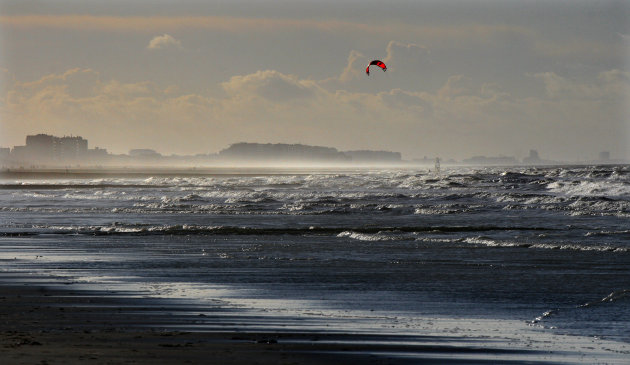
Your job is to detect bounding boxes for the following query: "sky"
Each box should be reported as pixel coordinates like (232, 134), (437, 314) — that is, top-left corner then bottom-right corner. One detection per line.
(1, 0), (629, 161)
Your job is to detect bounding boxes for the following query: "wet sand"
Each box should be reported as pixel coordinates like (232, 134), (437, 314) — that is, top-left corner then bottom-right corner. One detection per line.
(0, 273), (556, 365)
(0, 275), (623, 364)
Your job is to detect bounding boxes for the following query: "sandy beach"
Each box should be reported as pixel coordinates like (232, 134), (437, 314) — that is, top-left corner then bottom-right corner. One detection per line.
(0, 274), (566, 365)
(3, 274), (629, 365)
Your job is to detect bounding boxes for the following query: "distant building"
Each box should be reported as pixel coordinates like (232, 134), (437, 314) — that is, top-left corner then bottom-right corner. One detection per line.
(10, 146), (27, 161)
(219, 143), (350, 162)
(9, 134), (89, 165)
(87, 147), (108, 162)
(25, 134), (55, 162)
(129, 149), (162, 159)
(0, 147), (11, 159)
(522, 149), (542, 165)
(0, 147), (10, 168)
(56, 136), (88, 161)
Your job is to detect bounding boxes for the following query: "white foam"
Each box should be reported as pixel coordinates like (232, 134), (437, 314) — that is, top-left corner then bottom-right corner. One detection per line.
(547, 180), (630, 198)
(462, 236), (627, 252)
(337, 231), (405, 242)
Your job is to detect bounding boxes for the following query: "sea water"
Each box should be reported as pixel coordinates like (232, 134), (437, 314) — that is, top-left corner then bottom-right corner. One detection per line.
(1, 165), (629, 359)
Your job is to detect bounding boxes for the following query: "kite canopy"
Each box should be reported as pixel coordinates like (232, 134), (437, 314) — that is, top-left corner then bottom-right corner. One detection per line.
(366, 60), (386, 75)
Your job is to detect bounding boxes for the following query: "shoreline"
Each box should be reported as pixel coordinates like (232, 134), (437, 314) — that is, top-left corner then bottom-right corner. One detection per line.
(2, 274), (629, 364)
(0, 277), (517, 365)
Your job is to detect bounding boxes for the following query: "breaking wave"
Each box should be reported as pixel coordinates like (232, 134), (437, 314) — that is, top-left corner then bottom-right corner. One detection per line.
(462, 236), (627, 252)
(4, 224), (556, 238)
(579, 289), (630, 308)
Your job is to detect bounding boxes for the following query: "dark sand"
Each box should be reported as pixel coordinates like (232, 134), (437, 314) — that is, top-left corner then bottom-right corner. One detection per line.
(0, 275), (569, 364)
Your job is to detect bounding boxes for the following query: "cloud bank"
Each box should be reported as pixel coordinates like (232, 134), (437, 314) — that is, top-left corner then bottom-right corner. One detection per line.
(1, 41), (628, 160)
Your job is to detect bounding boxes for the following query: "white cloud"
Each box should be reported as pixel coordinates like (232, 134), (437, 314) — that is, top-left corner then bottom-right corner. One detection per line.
(222, 70), (319, 102)
(437, 75), (473, 100)
(339, 50), (364, 83)
(147, 34), (182, 50)
(533, 70), (630, 100)
(10, 68), (101, 99)
(383, 41), (430, 69)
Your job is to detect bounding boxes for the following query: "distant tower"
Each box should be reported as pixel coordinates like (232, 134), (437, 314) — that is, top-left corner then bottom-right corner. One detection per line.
(434, 157), (441, 173)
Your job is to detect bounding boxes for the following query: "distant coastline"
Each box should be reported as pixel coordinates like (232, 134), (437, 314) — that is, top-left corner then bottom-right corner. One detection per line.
(1, 134), (627, 169)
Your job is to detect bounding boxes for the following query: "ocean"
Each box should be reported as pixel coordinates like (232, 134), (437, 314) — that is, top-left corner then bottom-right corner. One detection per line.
(1, 165), (629, 360)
